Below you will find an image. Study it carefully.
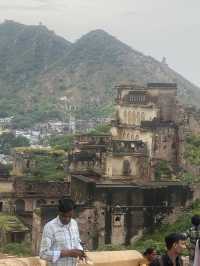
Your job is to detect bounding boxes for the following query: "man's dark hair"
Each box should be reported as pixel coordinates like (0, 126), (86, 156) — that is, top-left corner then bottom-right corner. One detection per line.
(58, 198), (75, 213)
(143, 248), (155, 256)
(191, 215), (200, 227)
(165, 233), (186, 250)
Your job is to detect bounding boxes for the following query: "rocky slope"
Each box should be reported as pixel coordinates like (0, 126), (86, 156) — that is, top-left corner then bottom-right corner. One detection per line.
(0, 21), (199, 127)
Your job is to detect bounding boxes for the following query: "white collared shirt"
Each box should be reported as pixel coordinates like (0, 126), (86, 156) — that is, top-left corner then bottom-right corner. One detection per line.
(40, 216), (83, 266)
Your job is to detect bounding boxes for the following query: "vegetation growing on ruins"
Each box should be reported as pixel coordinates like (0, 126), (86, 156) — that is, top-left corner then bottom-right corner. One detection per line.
(88, 124), (111, 135)
(0, 214), (28, 253)
(2, 242), (32, 257)
(48, 134), (74, 151)
(15, 146), (65, 156)
(181, 172), (200, 183)
(184, 135), (200, 166)
(178, 135), (200, 183)
(15, 147), (66, 181)
(47, 124), (111, 151)
(98, 201), (200, 253)
(133, 200), (200, 253)
(154, 160), (172, 180)
(25, 155), (66, 181)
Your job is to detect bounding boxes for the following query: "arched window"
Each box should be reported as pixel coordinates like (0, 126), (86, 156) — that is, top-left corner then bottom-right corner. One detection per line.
(15, 199), (25, 213)
(113, 215), (122, 226)
(132, 111), (136, 124)
(123, 110), (127, 123)
(141, 112), (145, 121)
(137, 112), (140, 124)
(128, 111), (132, 125)
(26, 160), (30, 169)
(123, 160), (131, 175)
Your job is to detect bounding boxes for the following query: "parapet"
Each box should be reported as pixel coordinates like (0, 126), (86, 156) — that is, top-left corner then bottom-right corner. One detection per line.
(0, 257), (46, 266)
(0, 250), (143, 266)
(147, 83), (177, 90)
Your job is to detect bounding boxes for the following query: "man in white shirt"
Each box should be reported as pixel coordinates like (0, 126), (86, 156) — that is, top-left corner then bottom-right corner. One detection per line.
(40, 198), (85, 266)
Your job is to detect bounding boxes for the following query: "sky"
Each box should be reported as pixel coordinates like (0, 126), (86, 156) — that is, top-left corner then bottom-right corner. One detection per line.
(0, 0), (200, 86)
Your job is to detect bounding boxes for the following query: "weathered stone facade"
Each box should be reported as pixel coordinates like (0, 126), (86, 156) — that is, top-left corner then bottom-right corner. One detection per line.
(66, 82), (200, 249)
(112, 83), (178, 170)
(71, 177), (195, 248)
(13, 179), (70, 212)
(1, 82), (200, 254)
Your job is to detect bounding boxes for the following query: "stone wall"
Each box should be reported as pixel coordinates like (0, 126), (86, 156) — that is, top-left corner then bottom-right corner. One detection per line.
(105, 154), (148, 180)
(147, 83), (177, 122)
(70, 176), (194, 248)
(0, 251), (144, 266)
(0, 257), (46, 266)
(13, 179), (70, 198)
(117, 105), (159, 126)
(152, 126), (178, 163)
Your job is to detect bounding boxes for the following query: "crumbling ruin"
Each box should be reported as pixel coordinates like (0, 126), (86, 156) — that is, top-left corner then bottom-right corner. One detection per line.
(0, 82), (200, 254)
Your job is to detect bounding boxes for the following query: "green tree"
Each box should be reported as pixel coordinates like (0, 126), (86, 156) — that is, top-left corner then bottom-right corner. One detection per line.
(0, 133), (30, 155)
(184, 135), (200, 166)
(48, 134), (74, 151)
(89, 124), (111, 135)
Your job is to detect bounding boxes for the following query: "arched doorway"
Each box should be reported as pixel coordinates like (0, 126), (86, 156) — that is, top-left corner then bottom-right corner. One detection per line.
(132, 111), (136, 124)
(123, 160), (131, 175)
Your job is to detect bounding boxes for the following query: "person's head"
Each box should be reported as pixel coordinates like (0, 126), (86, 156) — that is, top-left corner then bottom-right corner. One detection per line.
(191, 215), (200, 227)
(58, 198), (75, 225)
(165, 233), (186, 255)
(143, 248), (157, 262)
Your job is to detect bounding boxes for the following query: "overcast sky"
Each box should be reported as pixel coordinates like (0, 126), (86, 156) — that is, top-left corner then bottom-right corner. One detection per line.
(0, 0), (200, 86)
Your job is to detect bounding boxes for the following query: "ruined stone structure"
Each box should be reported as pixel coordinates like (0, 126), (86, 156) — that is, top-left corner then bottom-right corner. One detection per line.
(111, 83), (179, 179)
(64, 83), (200, 249)
(0, 147), (70, 234)
(69, 83), (180, 184)
(13, 179), (69, 212)
(0, 82), (199, 254)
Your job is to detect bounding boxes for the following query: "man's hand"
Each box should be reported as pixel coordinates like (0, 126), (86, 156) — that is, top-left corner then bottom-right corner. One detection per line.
(61, 249), (84, 258)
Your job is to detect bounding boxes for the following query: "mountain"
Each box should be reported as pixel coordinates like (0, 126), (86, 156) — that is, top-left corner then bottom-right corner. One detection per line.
(0, 21), (199, 128)
(0, 20), (71, 83)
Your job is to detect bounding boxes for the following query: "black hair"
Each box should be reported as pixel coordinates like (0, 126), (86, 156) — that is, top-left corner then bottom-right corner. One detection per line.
(58, 198), (75, 213)
(191, 215), (200, 227)
(165, 233), (186, 250)
(143, 248), (155, 256)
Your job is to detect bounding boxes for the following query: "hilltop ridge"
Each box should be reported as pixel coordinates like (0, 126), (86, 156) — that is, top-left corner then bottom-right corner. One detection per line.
(0, 20), (199, 127)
